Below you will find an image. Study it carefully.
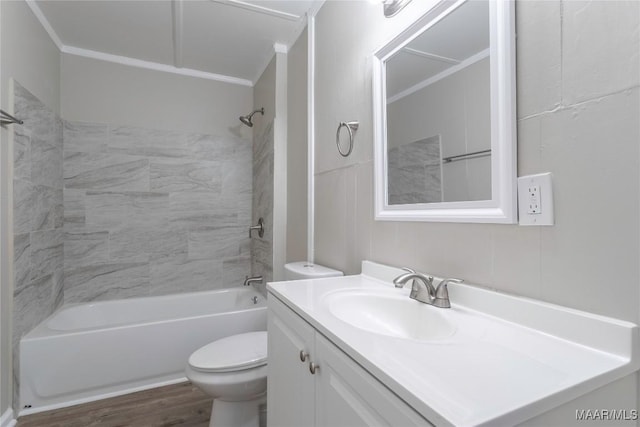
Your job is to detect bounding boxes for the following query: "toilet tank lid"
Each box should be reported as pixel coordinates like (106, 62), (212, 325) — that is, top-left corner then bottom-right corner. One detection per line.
(188, 331), (267, 373)
(285, 262), (344, 278)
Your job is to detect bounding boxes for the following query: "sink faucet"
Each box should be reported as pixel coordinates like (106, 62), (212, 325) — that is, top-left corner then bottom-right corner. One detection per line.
(393, 271), (462, 308)
(244, 275), (263, 286)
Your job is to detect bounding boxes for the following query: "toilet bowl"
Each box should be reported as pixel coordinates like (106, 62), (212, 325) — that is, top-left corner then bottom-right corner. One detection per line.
(186, 331), (267, 427)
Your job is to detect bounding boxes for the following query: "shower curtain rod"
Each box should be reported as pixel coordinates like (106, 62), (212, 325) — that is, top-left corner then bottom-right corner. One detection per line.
(442, 149), (491, 164)
(0, 109), (24, 125)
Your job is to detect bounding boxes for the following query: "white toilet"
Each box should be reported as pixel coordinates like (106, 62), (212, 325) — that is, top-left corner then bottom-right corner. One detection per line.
(284, 261), (344, 280)
(186, 331), (268, 427)
(186, 263), (342, 427)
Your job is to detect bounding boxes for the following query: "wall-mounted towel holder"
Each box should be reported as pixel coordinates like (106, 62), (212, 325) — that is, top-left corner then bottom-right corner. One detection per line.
(336, 121), (359, 157)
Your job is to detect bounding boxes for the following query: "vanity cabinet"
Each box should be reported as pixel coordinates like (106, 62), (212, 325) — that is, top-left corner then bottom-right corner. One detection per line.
(267, 295), (315, 427)
(267, 296), (432, 427)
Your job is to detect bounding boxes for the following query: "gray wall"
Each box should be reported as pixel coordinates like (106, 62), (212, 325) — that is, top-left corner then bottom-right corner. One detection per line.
(314, 0), (639, 322)
(12, 82), (64, 412)
(62, 121), (252, 303)
(313, 0), (639, 417)
(286, 29), (308, 263)
(61, 54), (252, 137)
(0, 0), (61, 415)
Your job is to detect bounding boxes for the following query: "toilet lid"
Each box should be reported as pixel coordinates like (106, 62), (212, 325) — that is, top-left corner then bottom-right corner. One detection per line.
(189, 331), (267, 373)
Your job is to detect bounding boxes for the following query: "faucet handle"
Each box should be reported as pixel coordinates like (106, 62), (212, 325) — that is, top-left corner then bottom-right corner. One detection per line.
(434, 278), (463, 301)
(439, 278), (463, 287)
(249, 218), (264, 238)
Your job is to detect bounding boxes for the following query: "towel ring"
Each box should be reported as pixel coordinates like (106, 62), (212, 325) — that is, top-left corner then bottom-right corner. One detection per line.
(336, 121), (359, 157)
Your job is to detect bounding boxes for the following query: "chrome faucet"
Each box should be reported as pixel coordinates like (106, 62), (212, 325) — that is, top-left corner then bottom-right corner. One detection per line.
(393, 270), (462, 308)
(244, 275), (263, 286)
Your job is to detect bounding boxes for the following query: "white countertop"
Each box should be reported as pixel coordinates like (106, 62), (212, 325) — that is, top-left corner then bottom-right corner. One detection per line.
(267, 261), (639, 426)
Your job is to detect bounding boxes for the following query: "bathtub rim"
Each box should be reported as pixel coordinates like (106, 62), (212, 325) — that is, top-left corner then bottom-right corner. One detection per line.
(23, 287), (266, 338)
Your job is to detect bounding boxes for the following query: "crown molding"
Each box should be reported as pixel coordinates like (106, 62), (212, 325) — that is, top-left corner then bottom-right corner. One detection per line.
(62, 46), (253, 86)
(273, 43), (288, 54)
(25, 0), (63, 50)
(387, 47), (489, 104)
(208, 0), (301, 21)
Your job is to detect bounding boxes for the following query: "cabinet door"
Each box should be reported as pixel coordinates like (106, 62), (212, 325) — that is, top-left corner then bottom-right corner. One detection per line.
(314, 334), (433, 427)
(267, 296), (316, 427)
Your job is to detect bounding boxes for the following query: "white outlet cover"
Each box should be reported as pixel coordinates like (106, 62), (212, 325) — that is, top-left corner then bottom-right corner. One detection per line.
(518, 173), (554, 226)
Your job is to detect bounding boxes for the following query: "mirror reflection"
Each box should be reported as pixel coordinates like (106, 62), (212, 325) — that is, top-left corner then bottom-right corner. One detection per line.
(385, 0), (491, 205)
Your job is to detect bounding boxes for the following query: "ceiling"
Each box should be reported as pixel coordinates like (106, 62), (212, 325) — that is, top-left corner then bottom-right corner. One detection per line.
(32, 0), (320, 86)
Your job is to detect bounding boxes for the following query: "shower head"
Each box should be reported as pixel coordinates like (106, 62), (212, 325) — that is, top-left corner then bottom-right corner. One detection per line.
(239, 108), (264, 127)
(239, 115), (253, 127)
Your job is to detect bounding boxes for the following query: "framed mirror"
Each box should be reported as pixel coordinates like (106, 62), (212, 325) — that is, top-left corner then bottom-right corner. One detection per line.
(373, 0), (517, 223)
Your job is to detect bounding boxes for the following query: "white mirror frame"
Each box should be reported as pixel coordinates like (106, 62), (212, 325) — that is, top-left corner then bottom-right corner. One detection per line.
(373, 0), (517, 223)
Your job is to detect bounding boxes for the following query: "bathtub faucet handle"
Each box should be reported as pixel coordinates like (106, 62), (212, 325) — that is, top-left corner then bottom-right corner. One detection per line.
(249, 218), (264, 238)
(244, 275), (263, 287)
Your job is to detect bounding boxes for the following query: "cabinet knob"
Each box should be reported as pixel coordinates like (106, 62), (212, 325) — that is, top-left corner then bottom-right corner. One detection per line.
(299, 350), (309, 362)
(309, 362), (319, 375)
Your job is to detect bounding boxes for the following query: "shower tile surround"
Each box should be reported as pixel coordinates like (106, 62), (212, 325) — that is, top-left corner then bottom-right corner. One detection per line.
(12, 82), (64, 409)
(62, 121), (253, 303)
(387, 135), (442, 204)
(11, 82), (254, 413)
(251, 120), (274, 290)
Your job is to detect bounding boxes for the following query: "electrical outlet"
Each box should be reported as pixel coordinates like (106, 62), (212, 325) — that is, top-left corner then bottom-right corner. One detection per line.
(527, 185), (541, 214)
(518, 173), (554, 226)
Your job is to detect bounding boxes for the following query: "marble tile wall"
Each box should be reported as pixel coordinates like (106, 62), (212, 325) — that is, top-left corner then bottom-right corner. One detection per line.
(387, 135), (442, 205)
(251, 120), (274, 291)
(62, 121), (252, 303)
(12, 82), (64, 409)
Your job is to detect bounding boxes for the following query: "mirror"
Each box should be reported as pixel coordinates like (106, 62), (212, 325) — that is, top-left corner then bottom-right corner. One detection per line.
(373, 0), (517, 223)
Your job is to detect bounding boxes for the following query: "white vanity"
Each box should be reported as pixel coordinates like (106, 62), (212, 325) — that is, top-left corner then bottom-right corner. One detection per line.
(267, 261), (638, 426)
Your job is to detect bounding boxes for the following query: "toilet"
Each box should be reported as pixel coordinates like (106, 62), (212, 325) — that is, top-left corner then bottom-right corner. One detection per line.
(186, 331), (268, 427)
(284, 261), (344, 280)
(186, 263), (342, 427)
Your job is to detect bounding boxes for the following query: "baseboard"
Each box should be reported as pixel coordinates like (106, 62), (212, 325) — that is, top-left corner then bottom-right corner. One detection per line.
(0, 408), (16, 427)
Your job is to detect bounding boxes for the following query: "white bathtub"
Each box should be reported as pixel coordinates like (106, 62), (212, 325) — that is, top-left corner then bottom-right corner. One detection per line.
(19, 287), (266, 414)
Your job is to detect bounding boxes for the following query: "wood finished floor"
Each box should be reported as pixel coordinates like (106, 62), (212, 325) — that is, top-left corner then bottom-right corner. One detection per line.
(16, 382), (213, 427)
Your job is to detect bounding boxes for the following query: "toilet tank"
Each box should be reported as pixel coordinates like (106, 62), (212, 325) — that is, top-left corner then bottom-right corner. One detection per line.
(284, 262), (343, 281)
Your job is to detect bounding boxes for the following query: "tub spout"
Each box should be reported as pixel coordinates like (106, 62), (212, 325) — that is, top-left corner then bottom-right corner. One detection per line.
(244, 275), (263, 286)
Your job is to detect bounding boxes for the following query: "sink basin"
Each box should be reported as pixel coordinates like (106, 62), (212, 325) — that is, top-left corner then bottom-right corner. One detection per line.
(324, 290), (456, 341)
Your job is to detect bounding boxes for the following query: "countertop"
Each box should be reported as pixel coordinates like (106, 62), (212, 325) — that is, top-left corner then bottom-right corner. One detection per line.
(267, 261), (639, 426)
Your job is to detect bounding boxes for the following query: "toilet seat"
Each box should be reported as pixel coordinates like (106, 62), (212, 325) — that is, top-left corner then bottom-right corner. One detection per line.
(188, 331), (267, 373)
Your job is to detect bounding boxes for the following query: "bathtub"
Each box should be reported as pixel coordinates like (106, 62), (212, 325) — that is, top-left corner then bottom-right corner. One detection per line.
(19, 287), (266, 414)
